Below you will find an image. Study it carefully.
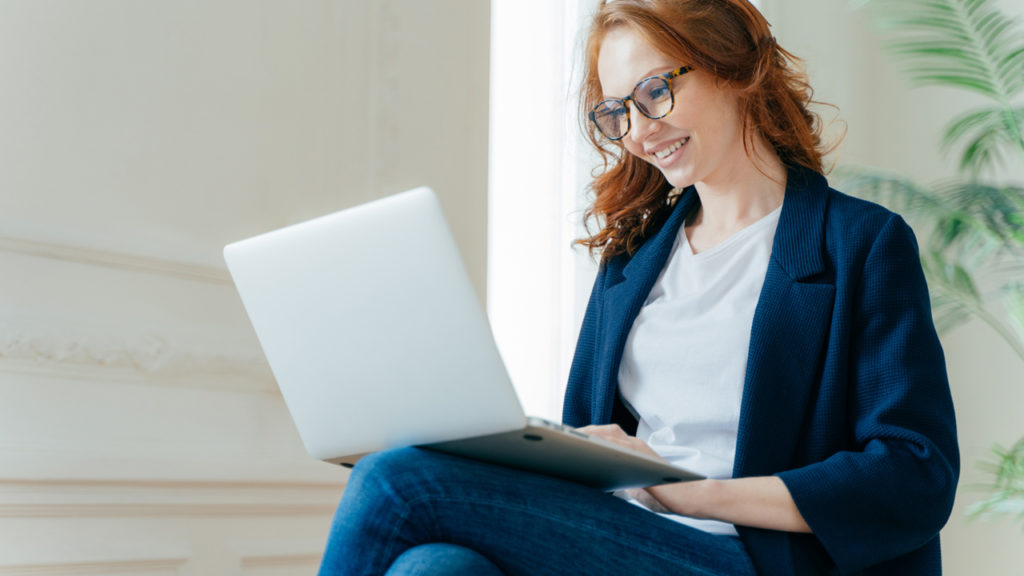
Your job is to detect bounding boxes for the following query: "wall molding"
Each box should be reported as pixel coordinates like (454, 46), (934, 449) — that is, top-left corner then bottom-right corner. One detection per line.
(0, 357), (277, 394)
(0, 478), (344, 519)
(0, 557), (188, 575)
(235, 538), (326, 573)
(0, 327), (275, 392)
(0, 234), (230, 285)
(0, 502), (336, 519)
(240, 553), (322, 571)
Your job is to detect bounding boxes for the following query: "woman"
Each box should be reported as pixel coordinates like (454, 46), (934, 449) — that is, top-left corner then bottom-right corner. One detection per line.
(318, 0), (959, 574)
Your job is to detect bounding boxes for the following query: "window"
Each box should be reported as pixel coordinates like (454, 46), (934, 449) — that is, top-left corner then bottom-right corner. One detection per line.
(488, 0), (598, 420)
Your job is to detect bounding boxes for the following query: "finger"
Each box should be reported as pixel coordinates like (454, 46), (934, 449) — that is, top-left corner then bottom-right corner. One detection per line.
(578, 424), (626, 438)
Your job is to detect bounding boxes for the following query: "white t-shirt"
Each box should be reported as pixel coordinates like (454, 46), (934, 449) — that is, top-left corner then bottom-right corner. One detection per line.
(616, 205), (782, 536)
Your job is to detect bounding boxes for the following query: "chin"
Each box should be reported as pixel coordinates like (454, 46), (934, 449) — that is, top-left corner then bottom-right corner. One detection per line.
(638, 154), (696, 189)
(658, 169), (696, 190)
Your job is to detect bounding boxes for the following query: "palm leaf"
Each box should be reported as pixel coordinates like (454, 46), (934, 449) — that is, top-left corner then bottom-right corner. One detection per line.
(1005, 283), (1024, 338)
(927, 289), (975, 334)
(838, 170), (1024, 256)
(997, 46), (1024, 94)
(930, 181), (1024, 253)
(921, 250), (981, 333)
(922, 248), (1024, 359)
(942, 106), (1024, 174)
(858, 0), (1024, 170)
(877, 0), (1024, 99)
(968, 439), (1024, 527)
(834, 168), (944, 216)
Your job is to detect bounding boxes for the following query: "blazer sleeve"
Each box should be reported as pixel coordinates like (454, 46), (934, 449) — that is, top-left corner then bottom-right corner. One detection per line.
(776, 214), (960, 573)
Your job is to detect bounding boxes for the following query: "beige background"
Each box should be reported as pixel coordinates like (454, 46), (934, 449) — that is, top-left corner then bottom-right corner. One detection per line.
(0, 1), (488, 573)
(1, 0), (1021, 573)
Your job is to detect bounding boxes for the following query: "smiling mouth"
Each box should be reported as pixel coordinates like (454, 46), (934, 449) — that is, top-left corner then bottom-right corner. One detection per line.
(650, 137), (690, 160)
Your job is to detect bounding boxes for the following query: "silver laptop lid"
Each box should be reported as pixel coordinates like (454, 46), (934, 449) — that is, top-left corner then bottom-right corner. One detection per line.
(224, 188), (526, 461)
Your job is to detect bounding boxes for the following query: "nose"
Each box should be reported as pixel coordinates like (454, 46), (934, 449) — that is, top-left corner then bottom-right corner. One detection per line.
(628, 102), (659, 143)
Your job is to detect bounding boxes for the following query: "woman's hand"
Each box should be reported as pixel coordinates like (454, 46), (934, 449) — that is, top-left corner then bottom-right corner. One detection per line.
(576, 424), (664, 461)
(577, 424), (812, 533)
(577, 424), (675, 513)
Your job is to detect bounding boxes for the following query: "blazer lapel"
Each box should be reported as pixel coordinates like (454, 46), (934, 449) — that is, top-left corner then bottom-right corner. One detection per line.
(733, 168), (836, 478)
(592, 191), (699, 424)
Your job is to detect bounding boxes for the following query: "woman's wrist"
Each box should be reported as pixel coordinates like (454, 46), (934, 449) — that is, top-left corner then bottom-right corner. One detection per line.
(645, 478), (718, 518)
(644, 476), (812, 533)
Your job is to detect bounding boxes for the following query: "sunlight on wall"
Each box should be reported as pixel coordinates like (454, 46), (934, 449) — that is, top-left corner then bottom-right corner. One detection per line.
(488, 0), (598, 420)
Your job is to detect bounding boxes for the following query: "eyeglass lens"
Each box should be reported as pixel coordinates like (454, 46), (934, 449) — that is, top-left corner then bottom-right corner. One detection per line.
(592, 76), (674, 140)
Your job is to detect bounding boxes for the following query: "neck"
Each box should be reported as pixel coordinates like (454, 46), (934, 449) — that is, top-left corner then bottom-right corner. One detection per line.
(689, 142), (786, 233)
(683, 139), (786, 254)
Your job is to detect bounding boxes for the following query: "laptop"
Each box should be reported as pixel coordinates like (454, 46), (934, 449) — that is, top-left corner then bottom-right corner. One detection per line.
(223, 187), (702, 491)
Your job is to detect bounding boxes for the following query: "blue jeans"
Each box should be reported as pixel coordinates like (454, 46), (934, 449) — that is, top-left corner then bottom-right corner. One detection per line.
(317, 447), (756, 576)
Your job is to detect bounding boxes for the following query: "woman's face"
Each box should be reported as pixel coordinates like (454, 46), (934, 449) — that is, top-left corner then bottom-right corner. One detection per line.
(596, 26), (748, 190)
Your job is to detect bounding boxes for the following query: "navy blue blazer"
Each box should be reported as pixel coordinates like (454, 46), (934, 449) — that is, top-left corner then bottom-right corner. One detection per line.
(563, 167), (959, 575)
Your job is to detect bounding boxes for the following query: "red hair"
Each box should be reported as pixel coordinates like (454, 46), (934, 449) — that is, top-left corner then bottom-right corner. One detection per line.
(578, 0), (834, 261)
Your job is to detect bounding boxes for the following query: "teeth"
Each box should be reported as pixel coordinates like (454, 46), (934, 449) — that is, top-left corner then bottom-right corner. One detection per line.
(653, 137), (689, 159)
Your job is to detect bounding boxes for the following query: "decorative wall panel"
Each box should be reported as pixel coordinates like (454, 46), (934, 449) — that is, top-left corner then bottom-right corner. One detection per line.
(0, 0), (489, 573)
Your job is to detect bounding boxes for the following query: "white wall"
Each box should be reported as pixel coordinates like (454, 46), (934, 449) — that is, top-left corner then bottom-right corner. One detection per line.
(762, 1), (1024, 574)
(489, 0), (601, 421)
(0, 1), (489, 573)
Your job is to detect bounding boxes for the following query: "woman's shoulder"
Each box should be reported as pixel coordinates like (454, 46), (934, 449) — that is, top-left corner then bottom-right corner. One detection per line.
(815, 180), (923, 276)
(822, 180), (915, 245)
(786, 166), (901, 234)
(824, 182), (900, 229)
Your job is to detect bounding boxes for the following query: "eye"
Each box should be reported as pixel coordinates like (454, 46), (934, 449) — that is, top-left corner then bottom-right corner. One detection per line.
(607, 105), (628, 118)
(595, 101), (627, 119)
(647, 84), (670, 100)
(638, 78), (672, 103)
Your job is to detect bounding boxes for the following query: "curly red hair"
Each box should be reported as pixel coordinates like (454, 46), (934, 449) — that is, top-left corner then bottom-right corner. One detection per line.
(578, 0), (834, 261)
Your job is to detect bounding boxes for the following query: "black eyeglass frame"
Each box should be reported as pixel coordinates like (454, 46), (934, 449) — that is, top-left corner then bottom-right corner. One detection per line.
(589, 66), (693, 141)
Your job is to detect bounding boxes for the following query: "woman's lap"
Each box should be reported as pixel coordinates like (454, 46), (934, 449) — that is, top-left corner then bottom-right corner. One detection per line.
(317, 447), (755, 576)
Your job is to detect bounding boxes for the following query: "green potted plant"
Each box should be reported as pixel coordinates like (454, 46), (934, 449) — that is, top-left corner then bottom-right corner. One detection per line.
(840, 0), (1024, 524)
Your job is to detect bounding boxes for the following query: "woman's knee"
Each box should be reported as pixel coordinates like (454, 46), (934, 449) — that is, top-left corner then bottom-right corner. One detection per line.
(348, 447), (467, 492)
(343, 447), (458, 512)
(350, 447), (435, 484)
(384, 544), (504, 576)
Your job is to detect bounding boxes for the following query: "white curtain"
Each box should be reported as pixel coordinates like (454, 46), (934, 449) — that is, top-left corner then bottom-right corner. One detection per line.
(488, 0), (600, 420)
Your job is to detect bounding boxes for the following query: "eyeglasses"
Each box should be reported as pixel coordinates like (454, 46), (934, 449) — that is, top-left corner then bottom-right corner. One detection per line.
(589, 66), (692, 141)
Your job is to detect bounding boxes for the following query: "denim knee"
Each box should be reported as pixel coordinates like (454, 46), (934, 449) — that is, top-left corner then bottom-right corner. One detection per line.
(384, 543), (504, 576)
(352, 446), (430, 475)
(348, 447), (437, 493)
(343, 447), (456, 515)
